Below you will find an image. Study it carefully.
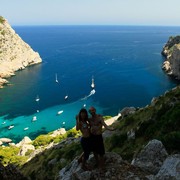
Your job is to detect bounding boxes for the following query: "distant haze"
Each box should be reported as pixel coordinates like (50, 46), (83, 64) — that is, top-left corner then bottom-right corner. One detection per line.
(1, 0), (180, 26)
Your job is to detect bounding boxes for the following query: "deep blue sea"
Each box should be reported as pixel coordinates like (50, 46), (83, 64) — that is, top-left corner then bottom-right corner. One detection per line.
(0, 26), (180, 143)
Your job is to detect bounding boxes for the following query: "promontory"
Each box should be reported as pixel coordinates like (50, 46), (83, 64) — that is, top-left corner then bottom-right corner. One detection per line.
(0, 16), (42, 88)
(162, 35), (180, 80)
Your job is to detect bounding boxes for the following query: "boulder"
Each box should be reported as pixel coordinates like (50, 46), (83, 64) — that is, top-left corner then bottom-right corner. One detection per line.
(120, 107), (136, 118)
(0, 138), (12, 143)
(155, 154), (180, 180)
(18, 144), (35, 156)
(131, 139), (168, 174)
(16, 136), (32, 147)
(50, 128), (66, 137)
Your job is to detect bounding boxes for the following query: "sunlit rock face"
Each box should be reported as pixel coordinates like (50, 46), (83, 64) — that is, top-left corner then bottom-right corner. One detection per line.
(0, 16), (42, 88)
(162, 36), (180, 80)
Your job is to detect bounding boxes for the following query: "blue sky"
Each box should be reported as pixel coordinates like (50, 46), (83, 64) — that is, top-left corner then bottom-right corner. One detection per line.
(1, 0), (180, 26)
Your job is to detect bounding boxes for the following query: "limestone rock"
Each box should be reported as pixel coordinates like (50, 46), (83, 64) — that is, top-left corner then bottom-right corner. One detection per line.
(16, 136), (35, 156)
(18, 144), (35, 156)
(131, 139), (168, 174)
(120, 107), (136, 118)
(169, 44), (180, 79)
(0, 16), (42, 88)
(155, 154), (180, 180)
(0, 138), (12, 144)
(162, 36), (180, 80)
(58, 152), (150, 180)
(50, 128), (66, 137)
(16, 136), (32, 147)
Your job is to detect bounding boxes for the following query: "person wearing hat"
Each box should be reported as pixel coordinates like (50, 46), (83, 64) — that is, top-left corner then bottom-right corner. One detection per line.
(88, 106), (115, 169)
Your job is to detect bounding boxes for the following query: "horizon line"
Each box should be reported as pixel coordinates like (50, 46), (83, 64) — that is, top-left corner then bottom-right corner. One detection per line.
(12, 24), (180, 27)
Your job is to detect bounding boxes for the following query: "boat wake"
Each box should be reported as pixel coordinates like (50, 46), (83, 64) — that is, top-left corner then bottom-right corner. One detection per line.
(81, 89), (96, 100)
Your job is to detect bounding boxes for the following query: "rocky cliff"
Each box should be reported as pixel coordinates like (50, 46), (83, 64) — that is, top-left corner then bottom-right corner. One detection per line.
(59, 140), (180, 180)
(162, 36), (180, 80)
(0, 16), (42, 88)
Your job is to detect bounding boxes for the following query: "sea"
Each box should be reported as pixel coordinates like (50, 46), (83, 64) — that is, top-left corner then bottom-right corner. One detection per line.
(0, 25), (180, 143)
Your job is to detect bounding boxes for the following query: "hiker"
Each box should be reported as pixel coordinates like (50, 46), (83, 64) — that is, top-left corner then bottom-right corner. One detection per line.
(88, 106), (115, 169)
(76, 108), (91, 170)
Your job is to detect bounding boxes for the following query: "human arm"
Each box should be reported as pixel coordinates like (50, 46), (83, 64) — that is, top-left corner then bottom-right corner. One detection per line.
(76, 115), (80, 131)
(100, 116), (115, 131)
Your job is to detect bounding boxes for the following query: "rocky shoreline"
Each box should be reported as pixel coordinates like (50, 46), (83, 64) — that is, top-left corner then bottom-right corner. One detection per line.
(0, 16), (42, 88)
(161, 36), (180, 80)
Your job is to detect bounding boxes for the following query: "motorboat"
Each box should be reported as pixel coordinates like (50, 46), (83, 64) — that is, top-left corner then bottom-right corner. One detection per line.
(91, 76), (95, 89)
(57, 110), (63, 115)
(8, 125), (14, 130)
(24, 127), (29, 131)
(90, 89), (96, 95)
(32, 116), (37, 121)
(64, 95), (68, 100)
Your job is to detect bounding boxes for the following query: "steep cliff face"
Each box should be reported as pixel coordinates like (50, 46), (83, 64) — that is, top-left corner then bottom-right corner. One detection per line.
(0, 16), (42, 88)
(162, 36), (180, 80)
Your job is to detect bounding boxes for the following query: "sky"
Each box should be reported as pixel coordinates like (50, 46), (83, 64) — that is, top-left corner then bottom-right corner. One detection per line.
(1, 0), (180, 26)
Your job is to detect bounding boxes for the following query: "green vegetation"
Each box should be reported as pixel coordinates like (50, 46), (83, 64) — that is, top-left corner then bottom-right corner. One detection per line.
(32, 135), (54, 147)
(20, 142), (82, 179)
(32, 128), (80, 148)
(1, 30), (5, 36)
(105, 86), (180, 160)
(0, 16), (5, 24)
(0, 146), (28, 166)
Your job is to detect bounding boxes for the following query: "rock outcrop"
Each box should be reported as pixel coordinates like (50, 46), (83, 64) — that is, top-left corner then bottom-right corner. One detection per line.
(58, 140), (180, 180)
(155, 154), (180, 180)
(0, 16), (42, 88)
(131, 139), (168, 174)
(58, 152), (150, 180)
(16, 136), (35, 156)
(162, 36), (180, 80)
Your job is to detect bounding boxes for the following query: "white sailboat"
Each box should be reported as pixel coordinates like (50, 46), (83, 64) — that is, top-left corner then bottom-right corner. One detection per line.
(91, 76), (95, 89)
(55, 73), (59, 83)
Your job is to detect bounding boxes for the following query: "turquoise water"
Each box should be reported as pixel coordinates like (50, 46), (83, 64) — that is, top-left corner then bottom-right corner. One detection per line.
(0, 97), (103, 142)
(0, 26), (179, 143)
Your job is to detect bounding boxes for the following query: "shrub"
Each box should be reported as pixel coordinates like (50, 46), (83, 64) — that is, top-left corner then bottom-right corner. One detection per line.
(0, 16), (5, 24)
(32, 135), (53, 147)
(66, 128), (79, 138)
(160, 131), (180, 152)
(105, 133), (127, 151)
(1, 30), (5, 36)
(0, 146), (27, 166)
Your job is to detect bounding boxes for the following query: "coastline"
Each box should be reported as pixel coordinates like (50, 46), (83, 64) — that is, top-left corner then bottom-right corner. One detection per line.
(0, 17), (42, 88)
